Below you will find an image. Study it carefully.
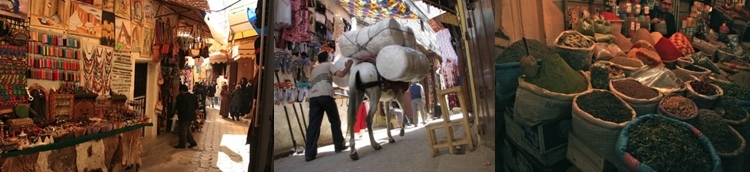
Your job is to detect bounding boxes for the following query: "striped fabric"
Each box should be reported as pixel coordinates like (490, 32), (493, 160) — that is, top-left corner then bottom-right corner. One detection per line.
(337, 0), (418, 20)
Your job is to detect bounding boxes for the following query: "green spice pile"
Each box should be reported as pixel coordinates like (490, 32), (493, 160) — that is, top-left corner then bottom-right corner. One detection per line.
(713, 96), (749, 121)
(627, 117), (712, 172)
(591, 63), (610, 89)
(610, 57), (644, 68)
(693, 109), (742, 154)
(576, 91), (632, 123)
(557, 32), (594, 48)
(689, 81), (718, 96)
(526, 54), (588, 94)
(612, 80), (660, 99)
(660, 96), (697, 118)
(715, 82), (750, 100)
(495, 39), (553, 64)
(683, 65), (707, 72)
(728, 72), (750, 87)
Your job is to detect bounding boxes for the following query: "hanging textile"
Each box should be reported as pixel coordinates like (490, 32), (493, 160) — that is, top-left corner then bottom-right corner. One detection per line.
(282, 0), (312, 42)
(436, 29), (458, 68)
(275, 0), (293, 29)
(336, 0), (418, 19)
(441, 59), (459, 110)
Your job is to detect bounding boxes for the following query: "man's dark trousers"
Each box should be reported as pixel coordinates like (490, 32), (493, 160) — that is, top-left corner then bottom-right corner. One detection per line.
(305, 96), (345, 159)
(177, 120), (197, 146)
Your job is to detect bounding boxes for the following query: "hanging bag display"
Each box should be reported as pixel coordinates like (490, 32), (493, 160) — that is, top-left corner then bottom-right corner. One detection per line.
(152, 19), (163, 63)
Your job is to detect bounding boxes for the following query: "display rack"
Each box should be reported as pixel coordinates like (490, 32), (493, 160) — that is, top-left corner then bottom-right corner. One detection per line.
(48, 92), (74, 120)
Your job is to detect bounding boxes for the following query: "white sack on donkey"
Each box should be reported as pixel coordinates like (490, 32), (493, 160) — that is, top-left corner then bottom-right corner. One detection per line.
(338, 18), (409, 59)
(376, 45), (432, 82)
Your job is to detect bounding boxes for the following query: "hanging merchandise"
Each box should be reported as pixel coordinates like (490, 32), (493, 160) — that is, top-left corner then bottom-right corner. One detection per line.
(0, 45), (28, 106)
(282, 0), (312, 43)
(275, 0), (293, 29)
(275, 50), (293, 74)
(27, 31), (82, 82)
(337, 0), (418, 19)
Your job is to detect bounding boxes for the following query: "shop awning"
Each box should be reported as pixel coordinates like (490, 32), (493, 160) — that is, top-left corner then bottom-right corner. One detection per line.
(209, 52), (228, 64)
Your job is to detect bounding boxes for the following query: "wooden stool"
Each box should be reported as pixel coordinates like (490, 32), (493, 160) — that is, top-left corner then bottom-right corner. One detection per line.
(425, 86), (475, 157)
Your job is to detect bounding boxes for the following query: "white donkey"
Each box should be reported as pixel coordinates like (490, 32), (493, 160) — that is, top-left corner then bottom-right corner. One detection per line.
(345, 60), (410, 160)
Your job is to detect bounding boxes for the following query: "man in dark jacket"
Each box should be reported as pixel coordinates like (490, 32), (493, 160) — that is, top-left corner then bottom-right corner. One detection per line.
(650, 0), (677, 38)
(174, 85), (198, 149)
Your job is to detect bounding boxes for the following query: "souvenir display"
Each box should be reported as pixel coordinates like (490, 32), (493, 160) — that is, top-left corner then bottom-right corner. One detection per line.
(27, 30), (81, 82)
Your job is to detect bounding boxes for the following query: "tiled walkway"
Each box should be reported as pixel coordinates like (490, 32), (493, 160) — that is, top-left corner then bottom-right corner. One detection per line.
(140, 108), (250, 172)
(274, 118), (496, 172)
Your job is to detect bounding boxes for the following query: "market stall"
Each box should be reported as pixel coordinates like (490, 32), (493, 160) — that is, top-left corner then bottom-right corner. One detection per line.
(497, 1), (750, 171)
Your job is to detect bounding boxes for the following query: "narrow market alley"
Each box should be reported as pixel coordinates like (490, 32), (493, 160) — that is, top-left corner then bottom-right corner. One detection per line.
(274, 113), (495, 172)
(140, 108), (250, 172)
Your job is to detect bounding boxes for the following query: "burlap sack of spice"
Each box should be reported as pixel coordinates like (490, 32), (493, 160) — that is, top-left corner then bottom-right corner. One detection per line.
(514, 72), (591, 127)
(685, 80), (724, 109)
(609, 78), (665, 116)
(628, 40), (664, 67)
(674, 65), (711, 78)
(717, 125), (747, 172)
(571, 89), (636, 164)
(614, 114), (724, 172)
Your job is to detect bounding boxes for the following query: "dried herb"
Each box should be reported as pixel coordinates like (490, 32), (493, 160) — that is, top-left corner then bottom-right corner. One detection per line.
(715, 82), (750, 100)
(576, 90), (632, 123)
(495, 39), (553, 64)
(683, 65), (707, 72)
(591, 63), (610, 89)
(612, 80), (660, 99)
(693, 109), (742, 154)
(526, 54), (588, 94)
(689, 81), (718, 96)
(728, 72), (750, 87)
(557, 32), (594, 48)
(713, 96), (749, 121)
(627, 117), (713, 172)
(661, 96), (698, 118)
(610, 57), (644, 68)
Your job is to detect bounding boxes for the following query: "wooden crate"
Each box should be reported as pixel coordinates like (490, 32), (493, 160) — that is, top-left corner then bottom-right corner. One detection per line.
(566, 133), (620, 172)
(504, 111), (571, 166)
(502, 138), (572, 172)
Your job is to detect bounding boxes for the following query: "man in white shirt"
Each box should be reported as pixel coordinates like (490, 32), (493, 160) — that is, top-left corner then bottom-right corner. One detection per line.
(305, 52), (352, 162)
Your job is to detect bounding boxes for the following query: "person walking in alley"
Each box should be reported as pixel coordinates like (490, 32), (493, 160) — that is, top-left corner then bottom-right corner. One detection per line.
(410, 82), (429, 126)
(174, 85), (198, 149)
(304, 53), (351, 162)
(230, 84), (244, 121)
(207, 82), (217, 108)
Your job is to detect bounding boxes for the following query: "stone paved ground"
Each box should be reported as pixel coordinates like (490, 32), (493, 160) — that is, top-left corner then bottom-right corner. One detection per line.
(140, 107), (250, 172)
(274, 119), (496, 172)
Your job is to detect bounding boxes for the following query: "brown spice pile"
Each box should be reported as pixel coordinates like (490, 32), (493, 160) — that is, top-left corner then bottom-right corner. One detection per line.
(689, 81), (718, 96)
(661, 96), (698, 118)
(610, 57), (644, 68)
(612, 80), (660, 99)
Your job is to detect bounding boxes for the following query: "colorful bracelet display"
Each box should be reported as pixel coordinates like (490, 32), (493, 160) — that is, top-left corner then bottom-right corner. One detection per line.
(0, 45), (28, 106)
(26, 31), (81, 82)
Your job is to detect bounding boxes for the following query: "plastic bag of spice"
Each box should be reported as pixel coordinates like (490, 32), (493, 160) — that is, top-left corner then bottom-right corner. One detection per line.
(685, 80), (724, 109)
(594, 43), (615, 61)
(555, 31), (596, 71)
(609, 78), (665, 116)
(630, 67), (687, 96)
(571, 89), (635, 164)
(658, 95), (700, 122)
(615, 114), (724, 172)
(514, 72), (591, 127)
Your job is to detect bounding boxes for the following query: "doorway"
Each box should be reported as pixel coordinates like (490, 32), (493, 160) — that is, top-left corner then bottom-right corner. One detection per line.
(133, 63), (148, 115)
